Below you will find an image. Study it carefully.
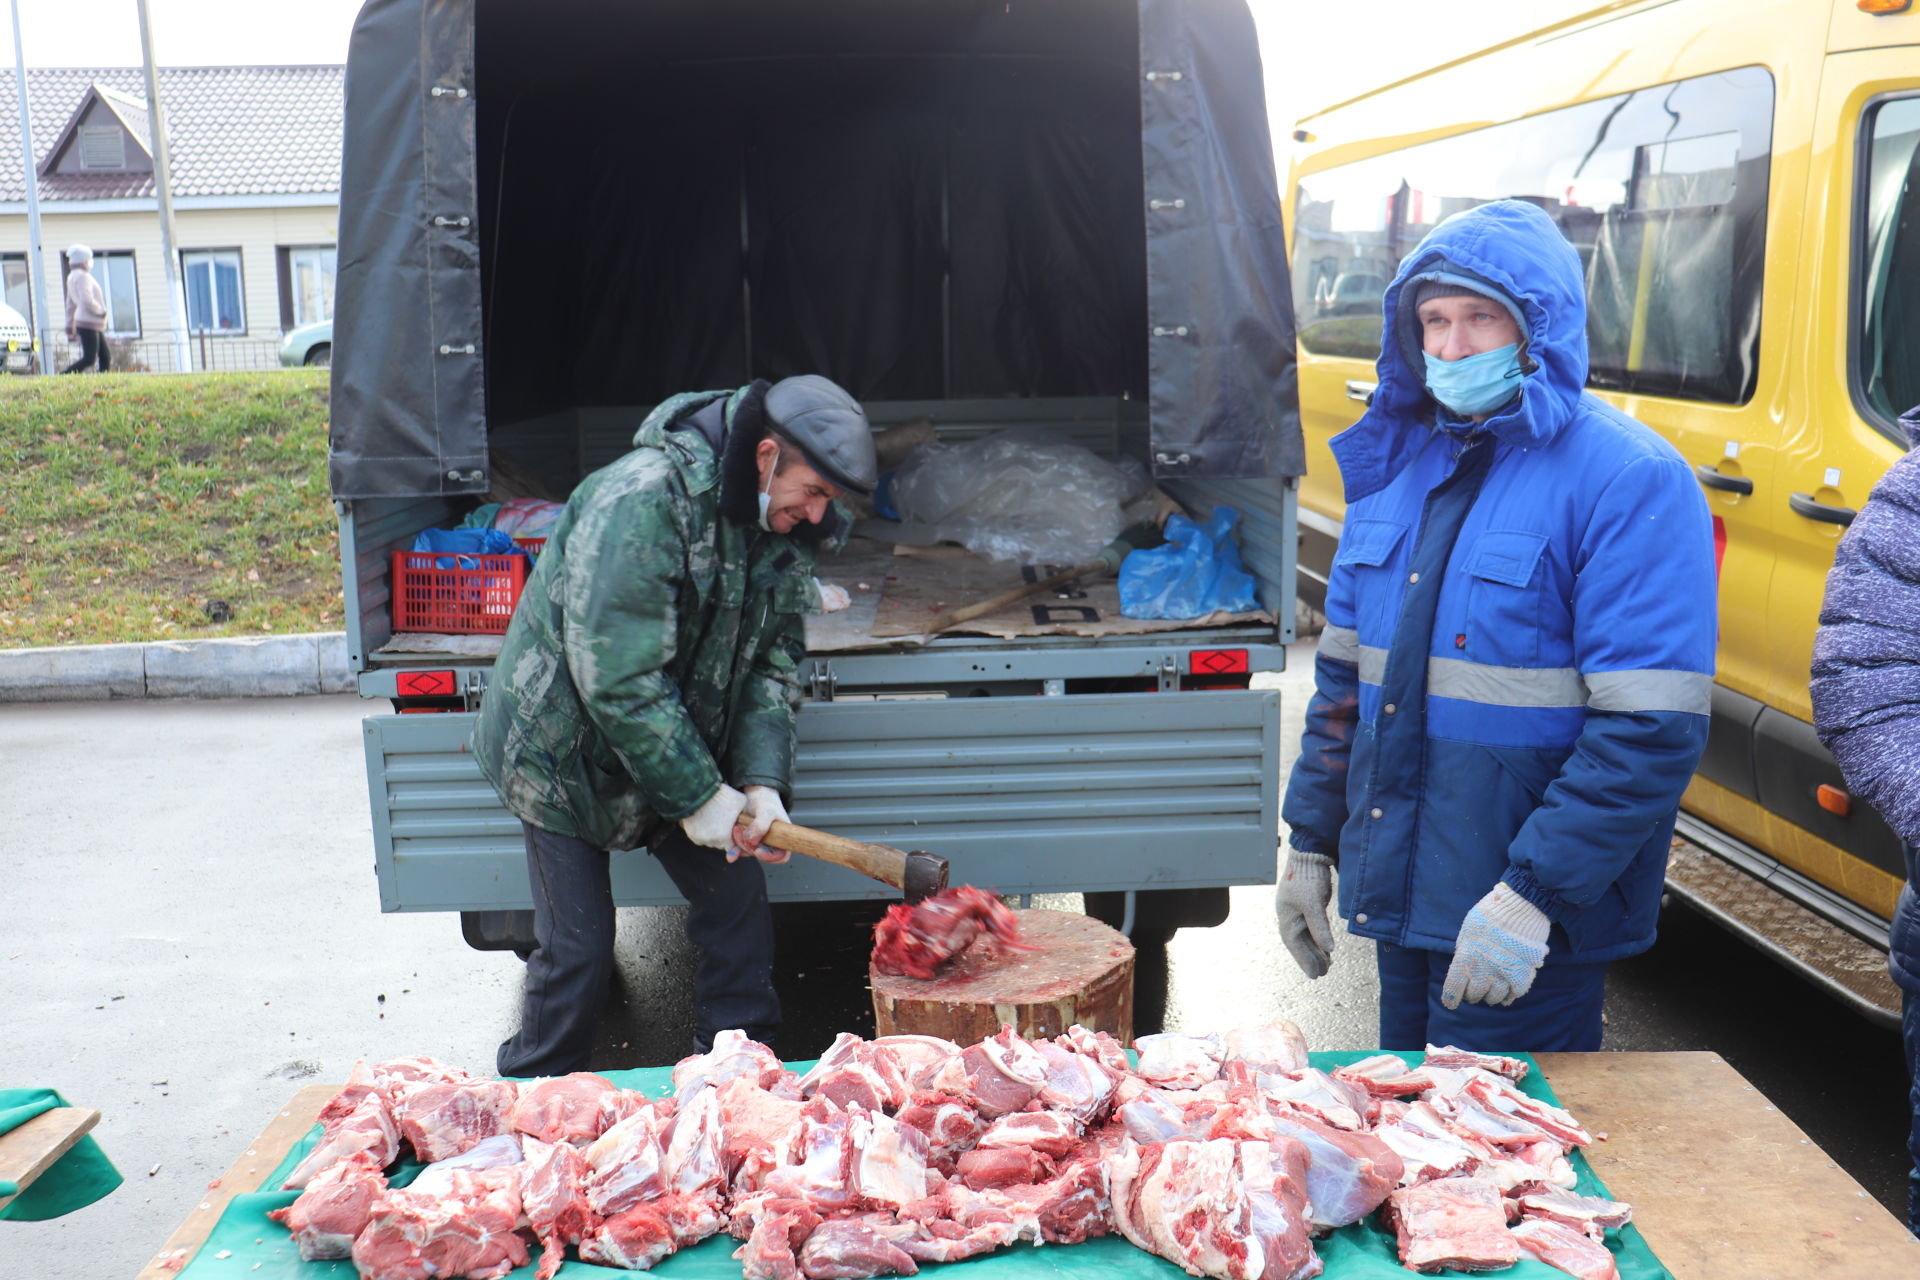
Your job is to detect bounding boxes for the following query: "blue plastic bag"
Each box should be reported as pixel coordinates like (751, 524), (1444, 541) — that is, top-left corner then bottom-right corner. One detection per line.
(409, 526), (526, 569)
(1118, 507), (1261, 620)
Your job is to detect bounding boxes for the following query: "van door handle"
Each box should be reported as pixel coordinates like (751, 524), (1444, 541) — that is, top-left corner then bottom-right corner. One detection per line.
(1694, 464), (1753, 495)
(1789, 492), (1856, 526)
(1346, 380), (1376, 404)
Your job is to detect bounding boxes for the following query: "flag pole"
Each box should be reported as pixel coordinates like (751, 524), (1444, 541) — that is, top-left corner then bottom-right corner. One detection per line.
(9, 0), (49, 371)
(136, 0), (192, 374)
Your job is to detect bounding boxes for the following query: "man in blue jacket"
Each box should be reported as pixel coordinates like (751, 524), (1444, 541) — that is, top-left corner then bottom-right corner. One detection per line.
(1276, 200), (1717, 1052)
(1809, 404), (1920, 1235)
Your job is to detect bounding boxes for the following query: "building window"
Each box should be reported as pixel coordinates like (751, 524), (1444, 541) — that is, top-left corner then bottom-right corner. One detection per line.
(278, 245), (336, 328)
(2, 253), (29, 323)
(64, 250), (140, 337)
(78, 125), (126, 170)
(182, 248), (245, 334)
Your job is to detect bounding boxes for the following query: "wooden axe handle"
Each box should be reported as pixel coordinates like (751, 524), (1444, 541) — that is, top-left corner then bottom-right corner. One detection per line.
(923, 560), (1106, 635)
(754, 819), (911, 891)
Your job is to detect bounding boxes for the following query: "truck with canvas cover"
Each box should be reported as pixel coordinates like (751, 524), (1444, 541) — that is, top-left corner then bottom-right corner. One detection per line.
(327, 0), (1304, 949)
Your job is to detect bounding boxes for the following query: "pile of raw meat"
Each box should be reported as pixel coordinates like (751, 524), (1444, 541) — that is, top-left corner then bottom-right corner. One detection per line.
(269, 1026), (1632, 1280)
(868, 886), (1029, 980)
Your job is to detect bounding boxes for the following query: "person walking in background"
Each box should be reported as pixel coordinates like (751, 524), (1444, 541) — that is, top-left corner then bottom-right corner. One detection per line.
(62, 244), (110, 374)
(1809, 402), (1920, 1237)
(1275, 200), (1717, 1052)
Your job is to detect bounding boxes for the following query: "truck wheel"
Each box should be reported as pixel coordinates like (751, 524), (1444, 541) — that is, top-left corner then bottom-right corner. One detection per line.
(461, 909), (537, 960)
(1083, 888), (1231, 945)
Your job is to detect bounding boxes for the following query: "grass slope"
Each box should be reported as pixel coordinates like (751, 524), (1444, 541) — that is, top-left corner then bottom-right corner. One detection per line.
(0, 371), (340, 648)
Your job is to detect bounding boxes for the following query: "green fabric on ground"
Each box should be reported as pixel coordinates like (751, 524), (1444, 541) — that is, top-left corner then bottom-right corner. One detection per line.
(180, 1051), (1672, 1278)
(0, 1088), (122, 1221)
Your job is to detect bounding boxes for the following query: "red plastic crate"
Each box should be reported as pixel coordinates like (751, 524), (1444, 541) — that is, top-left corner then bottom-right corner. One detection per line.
(390, 550), (530, 635)
(514, 536), (547, 557)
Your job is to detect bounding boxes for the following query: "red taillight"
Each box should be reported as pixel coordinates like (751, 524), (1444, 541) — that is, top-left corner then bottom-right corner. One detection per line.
(1190, 648), (1250, 675)
(1816, 784), (1853, 817)
(1858, 0), (1912, 15)
(398, 669), (457, 698)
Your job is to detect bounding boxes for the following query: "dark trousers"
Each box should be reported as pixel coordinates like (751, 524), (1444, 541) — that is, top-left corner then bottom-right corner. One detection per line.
(1375, 941), (1609, 1052)
(496, 822), (780, 1078)
(1903, 986), (1920, 1235)
(62, 328), (109, 374)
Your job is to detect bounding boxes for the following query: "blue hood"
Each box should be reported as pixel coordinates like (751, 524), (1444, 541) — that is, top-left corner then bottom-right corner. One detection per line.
(1332, 200), (1590, 503)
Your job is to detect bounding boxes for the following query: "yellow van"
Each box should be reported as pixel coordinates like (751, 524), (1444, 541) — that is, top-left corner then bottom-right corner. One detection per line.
(1284, 0), (1919, 1022)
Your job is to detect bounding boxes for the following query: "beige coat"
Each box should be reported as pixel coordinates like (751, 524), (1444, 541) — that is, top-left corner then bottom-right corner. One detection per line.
(65, 266), (107, 332)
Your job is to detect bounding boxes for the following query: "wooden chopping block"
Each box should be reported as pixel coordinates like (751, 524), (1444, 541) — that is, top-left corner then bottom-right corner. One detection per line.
(870, 908), (1134, 1043)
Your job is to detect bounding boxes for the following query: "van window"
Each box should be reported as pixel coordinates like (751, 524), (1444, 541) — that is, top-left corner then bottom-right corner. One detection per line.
(1857, 95), (1920, 434)
(1293, 67), (1773, 405)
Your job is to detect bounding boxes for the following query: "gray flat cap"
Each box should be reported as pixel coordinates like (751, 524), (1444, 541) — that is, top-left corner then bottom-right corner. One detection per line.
(764, 374), (878, 495)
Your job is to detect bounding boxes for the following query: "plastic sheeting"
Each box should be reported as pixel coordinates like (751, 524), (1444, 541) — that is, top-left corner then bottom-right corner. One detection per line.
(327, 0), (1302, 500)
(177, 1051), (1672, 1279)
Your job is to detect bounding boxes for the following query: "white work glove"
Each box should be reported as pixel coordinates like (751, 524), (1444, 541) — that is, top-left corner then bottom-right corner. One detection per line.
(733, 785), (792, 865)
(814, 579), (851, 613)
(1442, 882), (1552, 1009)
(1275, 850), (1337, 979)
(680, 784), (749, 853)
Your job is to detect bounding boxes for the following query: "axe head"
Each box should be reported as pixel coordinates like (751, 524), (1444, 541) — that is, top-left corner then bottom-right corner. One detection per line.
(902, 850), (950, 904)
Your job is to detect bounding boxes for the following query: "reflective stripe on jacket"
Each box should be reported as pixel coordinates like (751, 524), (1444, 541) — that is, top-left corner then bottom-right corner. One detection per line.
(1282, 200), (1717, 964)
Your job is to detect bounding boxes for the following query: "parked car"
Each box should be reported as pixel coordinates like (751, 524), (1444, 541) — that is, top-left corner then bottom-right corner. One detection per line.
(278, 319), (332, 367)
(0, 300), (35, 373)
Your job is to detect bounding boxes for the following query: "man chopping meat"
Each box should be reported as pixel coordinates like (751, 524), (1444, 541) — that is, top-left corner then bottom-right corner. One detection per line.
(473, 375), (877, 1077)
(1275, 200), (1717, 1051)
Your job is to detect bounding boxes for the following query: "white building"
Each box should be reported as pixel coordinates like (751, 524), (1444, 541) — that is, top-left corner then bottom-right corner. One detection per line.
(0, 64), (341, 373)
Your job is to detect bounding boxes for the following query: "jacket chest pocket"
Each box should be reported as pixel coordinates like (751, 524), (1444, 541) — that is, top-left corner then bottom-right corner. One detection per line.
(1462, 530), (1547, 667)
(1333, 518), (1409, 642)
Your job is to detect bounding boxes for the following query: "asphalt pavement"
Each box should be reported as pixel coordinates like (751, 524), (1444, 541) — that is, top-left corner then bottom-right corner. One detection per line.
(3, 647), (1911, 1276)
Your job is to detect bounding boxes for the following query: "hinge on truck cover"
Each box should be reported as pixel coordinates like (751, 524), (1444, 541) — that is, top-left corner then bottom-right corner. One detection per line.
(807, 661), (837, 702)
(463, 667), (488, 712)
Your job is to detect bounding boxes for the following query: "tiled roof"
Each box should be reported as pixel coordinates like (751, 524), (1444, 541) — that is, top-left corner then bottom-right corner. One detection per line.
(0, 65), (341, 203)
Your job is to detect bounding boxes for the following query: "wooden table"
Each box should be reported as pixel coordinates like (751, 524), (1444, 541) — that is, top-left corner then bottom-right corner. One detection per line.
(138, 1054), (1916, 1278)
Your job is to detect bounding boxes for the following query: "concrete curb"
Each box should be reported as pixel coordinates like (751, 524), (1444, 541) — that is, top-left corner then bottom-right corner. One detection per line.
(0, 632), (353, 702)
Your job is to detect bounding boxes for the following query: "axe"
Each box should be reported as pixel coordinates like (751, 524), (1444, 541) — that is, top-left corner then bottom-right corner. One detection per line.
(737, 818), (949, 903)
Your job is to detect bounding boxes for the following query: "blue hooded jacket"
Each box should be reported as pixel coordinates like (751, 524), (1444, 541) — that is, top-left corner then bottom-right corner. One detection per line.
(1810, 406), (1920, 994)
(1282, 200), (1717, 963)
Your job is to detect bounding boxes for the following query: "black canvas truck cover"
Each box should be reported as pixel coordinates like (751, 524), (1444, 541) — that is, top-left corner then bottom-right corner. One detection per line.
(327, 0), (1302, 499)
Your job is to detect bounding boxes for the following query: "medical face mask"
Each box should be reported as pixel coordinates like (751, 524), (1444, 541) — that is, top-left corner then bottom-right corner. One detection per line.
(1423, 342), (1523, 417)
(756, 444), (779, 531)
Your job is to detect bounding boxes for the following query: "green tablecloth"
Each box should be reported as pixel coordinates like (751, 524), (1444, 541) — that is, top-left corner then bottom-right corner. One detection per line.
(177, 1051), (1672, 1278)
(0, 1088), (122, 1221)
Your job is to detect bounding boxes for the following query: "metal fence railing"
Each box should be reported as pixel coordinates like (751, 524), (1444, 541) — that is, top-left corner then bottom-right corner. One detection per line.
(35, 328), (318, 376)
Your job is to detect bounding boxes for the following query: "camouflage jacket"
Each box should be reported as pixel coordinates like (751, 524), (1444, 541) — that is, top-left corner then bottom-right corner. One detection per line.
(471, 387), (830, 851)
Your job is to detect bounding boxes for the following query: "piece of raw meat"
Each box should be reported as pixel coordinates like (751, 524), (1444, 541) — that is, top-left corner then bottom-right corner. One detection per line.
(1331, 1054), (1436, 1099)
(1238, 1137), (1322, 1280)
(1374, 1103), (1488, 1185)
(350, 1167), (530, 1280)
(282, 1087), (400, 1190)
(580, 1189), (726, 1269)
(1109, 1137), (1321, 1280)
(1132, 1032), (1225, 1090)
(1222, 1023), (1310, 1076)
(665, 1083), (728, 1194)
(1032, 1039), (1118, 1126)
(519, 1136), (593, 1280)
(959, 1026), (1048, 1118)
(1056, 1024), (1132, 1074)
(582, 1106), (669, 1216)
(871, 1035), (966, 1087)
(718, 1075), (809, 1189)
(796, 1217), (922, 1278)
(675, 1029), (796, 1102)
(870, 886), (1029, 979)
(1264, 1108), (1404, 1229)
(733, 1197), (825, 1280)
(510, 1072), (618, 1146)
(749, 1097), (858, 1216)
(1264, 1068), (1369, 1131)
(1462, 1074), (1593, 1148)
(407, 1134), (524, 1200)
(893, 1092), (984, 1176)
(389, 1077), (520, 1163)
(1385, 1177), (1519, 1273)
(267, 1150), (388, 1260)
(975, 1110), (1083, 1160)
(1118, 1088), (1215, 1144)
(1424, 1044), (1530, 1081)
(1511, 1217), (1623, 1280)
(316, 1060), (383, 1129)
(955, 1145), (1053, 1190)
(1513, 1184), (1633, 1236)
(847, 1107), (936, 1209)
(945, 1153), (1112, 1246)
